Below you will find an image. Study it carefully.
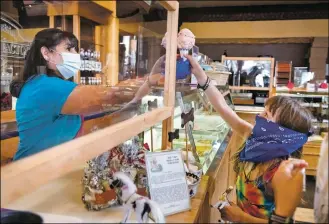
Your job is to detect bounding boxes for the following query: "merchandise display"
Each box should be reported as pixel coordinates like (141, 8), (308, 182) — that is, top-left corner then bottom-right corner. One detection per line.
(140, 85), (233, 174)
(81, 136), (148, 211)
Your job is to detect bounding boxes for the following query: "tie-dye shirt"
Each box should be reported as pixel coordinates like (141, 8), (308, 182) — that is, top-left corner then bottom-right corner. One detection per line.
(236, 160), (281, 219)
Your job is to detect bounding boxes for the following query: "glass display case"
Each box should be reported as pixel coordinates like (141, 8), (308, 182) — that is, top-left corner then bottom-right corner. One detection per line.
(139, 84), (234, 174)
(2, 84), (234, 174)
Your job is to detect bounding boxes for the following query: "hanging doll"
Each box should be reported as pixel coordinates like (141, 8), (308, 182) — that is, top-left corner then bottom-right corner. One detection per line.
(160, 28), (196, 80)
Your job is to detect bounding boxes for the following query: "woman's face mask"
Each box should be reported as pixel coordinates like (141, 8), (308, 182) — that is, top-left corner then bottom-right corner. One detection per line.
(50, 49), (81, 79)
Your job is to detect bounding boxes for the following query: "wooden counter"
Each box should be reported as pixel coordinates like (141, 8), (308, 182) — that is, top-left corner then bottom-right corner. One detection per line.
(4, 166), (210, 223)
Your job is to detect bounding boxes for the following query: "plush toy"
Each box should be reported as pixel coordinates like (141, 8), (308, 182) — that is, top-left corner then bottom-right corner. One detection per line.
(160, 29), (196, 80)
(177, 28), (195, 60)
(109, 172), (166, 223)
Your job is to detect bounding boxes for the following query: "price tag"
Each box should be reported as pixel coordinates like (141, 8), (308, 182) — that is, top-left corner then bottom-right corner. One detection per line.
(145, 150), (190, 216)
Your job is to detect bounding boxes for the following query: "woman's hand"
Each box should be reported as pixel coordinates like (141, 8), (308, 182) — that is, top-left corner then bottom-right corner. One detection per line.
(272, 159), (308, 217)
(220, 202), (245, 223)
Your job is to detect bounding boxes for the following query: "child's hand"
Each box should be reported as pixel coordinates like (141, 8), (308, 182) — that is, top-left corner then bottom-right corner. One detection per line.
(272, 159), (308, 217)
(185, 55), (207, 84)
(219, 202), (245, 223)
(212, 200), (229, 210)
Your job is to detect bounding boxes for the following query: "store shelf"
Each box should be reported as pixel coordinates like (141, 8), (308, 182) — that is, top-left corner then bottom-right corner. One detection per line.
(234, 105), (265, 113)
(275, 87), (329, 96)
(275, 93), (325, 98)
(229, 86), (270, 91)
(300, 103), (321, 108)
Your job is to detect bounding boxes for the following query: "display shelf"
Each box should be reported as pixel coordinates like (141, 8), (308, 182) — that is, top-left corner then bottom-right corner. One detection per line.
(275, 93), (327, 98)
(140, 85), (233, 174)
(4, 166), (209, 223)
(229, 86), (270, 91)
(234, 105), (265, 113)
(275, 87), (329, 95)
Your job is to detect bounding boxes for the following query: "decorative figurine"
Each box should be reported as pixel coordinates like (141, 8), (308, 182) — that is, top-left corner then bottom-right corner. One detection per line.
(211, 186), (234, 223)
(109, 172), (166, 223)
(160, 29), (196, 80)
(177, 28), (195, 60)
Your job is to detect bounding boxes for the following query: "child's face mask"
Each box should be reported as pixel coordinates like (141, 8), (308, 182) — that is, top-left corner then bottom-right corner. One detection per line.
(239, 115), (309, 163)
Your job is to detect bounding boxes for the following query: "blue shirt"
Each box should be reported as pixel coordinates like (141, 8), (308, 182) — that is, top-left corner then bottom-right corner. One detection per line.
(13, 74), (82, 160)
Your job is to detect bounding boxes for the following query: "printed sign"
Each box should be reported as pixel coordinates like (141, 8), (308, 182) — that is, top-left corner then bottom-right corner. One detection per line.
(1, 41), (30, 59)
(145, 150), (190, 216)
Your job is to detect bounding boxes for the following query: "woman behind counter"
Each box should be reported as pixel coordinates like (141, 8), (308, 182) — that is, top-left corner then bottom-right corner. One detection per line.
(10, 28), (119, 161)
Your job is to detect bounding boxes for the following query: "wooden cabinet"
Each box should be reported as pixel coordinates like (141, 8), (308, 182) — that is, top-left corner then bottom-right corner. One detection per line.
(302, 141), (321, 176)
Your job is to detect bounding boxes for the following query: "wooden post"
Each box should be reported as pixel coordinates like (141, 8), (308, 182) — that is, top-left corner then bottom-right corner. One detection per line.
(269, 58), (275, 97)
(62, 15), (67, 31)
(73, 15), (80, 84)
(94, 25), (104, 84)
(49, 16), (55, 28)
(105, 15), (119, 86)
(161, 2), (179, 150)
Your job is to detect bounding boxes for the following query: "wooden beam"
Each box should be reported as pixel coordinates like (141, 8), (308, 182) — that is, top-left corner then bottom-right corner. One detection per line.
(73, 15), (80, 84)
(161, 2), (179, 149)
(61, 15), (67, 31)
(47, 1), (110, 25)
(159, 1), (178, 11)
(49, 16), (55, 28)
(92, 0), (116, 17)
(182, 19), (329, 39)
(269, 58), (275, 97)
(47, 1), (78, 16)
(77, 1), (111, 25)
(196, 37), (314, 44)
(1, 107), (172, 206)
(94, 26), (104, 84)
(105, 15), (119, 86)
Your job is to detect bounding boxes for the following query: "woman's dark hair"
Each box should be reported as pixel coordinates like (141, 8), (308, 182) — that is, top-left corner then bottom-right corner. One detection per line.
(10, 28), (78, 98)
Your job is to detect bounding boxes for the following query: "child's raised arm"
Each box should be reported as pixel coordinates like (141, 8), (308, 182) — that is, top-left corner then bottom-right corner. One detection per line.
(186, 55), (253, 139)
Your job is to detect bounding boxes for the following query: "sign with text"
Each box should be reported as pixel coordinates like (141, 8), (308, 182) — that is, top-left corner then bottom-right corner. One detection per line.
(1, 41), (30, 59)
(145, 150), (190, 216)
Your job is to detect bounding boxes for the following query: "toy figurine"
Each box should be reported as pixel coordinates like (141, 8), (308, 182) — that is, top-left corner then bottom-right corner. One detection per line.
(159, 29), (196, 80)
(211, 186), (234, 223)
(109, 172), (166, 223)
(177, 28), (195, 60)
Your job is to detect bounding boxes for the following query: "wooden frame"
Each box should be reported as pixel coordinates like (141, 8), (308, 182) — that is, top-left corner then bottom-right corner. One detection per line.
(1, 0), (180, 207)
(222, 56), (275, 96)
(161, 1), (179, 149)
